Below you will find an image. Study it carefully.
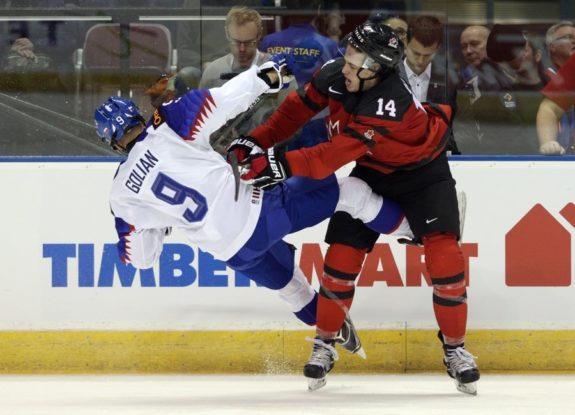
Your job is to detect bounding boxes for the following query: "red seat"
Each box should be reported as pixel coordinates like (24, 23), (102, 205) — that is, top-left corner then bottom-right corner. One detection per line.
(77, 23), (173, 120)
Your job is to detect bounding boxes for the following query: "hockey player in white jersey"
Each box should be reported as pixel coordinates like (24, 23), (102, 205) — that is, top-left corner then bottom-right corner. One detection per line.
(96, 58), (410, 358)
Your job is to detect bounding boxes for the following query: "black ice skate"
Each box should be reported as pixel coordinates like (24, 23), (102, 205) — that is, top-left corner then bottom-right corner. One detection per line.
(334, 315), (367, 359)
(303, 336), (339, 391)
(439, 332), (480, 395)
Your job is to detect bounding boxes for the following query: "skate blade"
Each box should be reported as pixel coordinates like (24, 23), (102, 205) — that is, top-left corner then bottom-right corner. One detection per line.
(355, 346), (367, 360)
(455, 380), (477, 395)
(307, 377), (327, 392)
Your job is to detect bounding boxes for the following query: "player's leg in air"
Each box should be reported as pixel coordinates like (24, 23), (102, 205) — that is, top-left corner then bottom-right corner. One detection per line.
(227, 175), (409, 359)
(302, 177), (409, 391)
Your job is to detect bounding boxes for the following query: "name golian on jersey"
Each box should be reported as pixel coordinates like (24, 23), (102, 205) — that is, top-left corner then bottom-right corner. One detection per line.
(110, 67), (270, 269)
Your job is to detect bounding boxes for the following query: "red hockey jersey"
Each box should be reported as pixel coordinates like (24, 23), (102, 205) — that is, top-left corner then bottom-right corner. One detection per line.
(250, 58), (451, 178)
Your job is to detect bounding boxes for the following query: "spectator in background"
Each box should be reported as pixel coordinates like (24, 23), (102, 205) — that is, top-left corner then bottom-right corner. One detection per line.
(544, 21), (575, 78)
(492, 30), (547, 88)
(259, 0), (338, 149)
(324, 4), (346, 43)
(455, 24), (545, 154)
(399, 14), (460, 154)
(260, 0), (338, 88)
(368, 10), (408, 45)
(457, 25), (504, 93)
(199, 6), (297, 136)
(176, 0), (268, 74)
(455, 25), (506, 151)
(1, 0), (84, 93)
(538, 21), (575, 154)
(537, 52), (575, 155)
(200, 6), (267, 89)
(459, 25), (490, 83)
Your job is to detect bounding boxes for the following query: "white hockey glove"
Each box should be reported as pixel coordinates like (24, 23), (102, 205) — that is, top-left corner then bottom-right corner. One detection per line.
(258, 54), (295, 93)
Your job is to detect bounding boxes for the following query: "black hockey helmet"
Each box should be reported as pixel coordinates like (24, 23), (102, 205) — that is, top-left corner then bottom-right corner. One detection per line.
(347, 22), (403, 71)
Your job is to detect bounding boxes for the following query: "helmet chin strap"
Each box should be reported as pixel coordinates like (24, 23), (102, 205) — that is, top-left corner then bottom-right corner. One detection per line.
(356, 68), (380, 92)
(111, 121), (145, 155)
(111, 140), (129, 156)
(356, 64), (393, 91)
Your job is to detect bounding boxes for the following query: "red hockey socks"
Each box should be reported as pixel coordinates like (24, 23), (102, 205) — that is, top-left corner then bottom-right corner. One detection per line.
(423, 233), (467, 346)
(316, 244), (367, 337)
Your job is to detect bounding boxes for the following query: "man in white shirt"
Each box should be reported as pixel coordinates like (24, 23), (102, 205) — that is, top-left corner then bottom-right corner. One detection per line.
(400, 15), (460, 154)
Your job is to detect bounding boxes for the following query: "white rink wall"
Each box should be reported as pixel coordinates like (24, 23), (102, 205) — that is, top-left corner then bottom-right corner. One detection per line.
(0, 159), (574, 331)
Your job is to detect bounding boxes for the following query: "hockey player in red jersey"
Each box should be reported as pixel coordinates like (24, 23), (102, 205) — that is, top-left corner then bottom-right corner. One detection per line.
(230, 22), (479, 394)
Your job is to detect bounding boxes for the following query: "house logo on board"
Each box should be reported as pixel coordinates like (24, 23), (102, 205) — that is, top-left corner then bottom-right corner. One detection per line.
(505, 203), (573, 287)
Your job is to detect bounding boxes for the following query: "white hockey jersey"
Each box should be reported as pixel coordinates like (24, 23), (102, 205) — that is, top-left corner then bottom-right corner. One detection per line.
(110, 67), (271, 269)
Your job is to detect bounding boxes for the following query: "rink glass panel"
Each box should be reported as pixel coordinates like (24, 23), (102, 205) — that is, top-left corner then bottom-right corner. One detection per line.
(0, 1), (573, 156)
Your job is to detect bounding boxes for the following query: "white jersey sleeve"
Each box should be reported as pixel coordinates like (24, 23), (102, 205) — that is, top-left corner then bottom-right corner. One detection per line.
(125, 228), (168, 269)
(157, 66), (270, 149)
(110, 66), (270, 267)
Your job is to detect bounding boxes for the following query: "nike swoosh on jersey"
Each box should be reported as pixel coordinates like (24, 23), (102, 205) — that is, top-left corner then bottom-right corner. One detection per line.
(426, 218), (439, 224)
(328, 86), (343, 95)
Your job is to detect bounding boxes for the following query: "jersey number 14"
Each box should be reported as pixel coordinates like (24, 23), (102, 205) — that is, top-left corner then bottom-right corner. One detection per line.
(376, 98), (397, 117)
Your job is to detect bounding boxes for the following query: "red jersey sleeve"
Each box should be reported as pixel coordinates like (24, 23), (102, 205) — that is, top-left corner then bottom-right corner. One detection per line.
(250, 59), (343, 148)
(285, 133), (370, 179)
(542, 53), (575, 110)
(285, 100), (450, 178)
(249, 84), (325, 148)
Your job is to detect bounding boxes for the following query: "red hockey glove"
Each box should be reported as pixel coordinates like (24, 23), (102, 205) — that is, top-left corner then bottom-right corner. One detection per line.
(226, 135), (262, 164)
(240, 146), (291, 189)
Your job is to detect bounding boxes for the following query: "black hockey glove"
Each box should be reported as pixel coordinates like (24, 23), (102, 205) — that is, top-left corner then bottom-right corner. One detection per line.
(240, 145), (291, 189)
(226, 135), (262, 164)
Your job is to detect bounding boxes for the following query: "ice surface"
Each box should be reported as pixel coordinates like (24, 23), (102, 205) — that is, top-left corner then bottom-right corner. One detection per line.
(0, 374), (573, 415)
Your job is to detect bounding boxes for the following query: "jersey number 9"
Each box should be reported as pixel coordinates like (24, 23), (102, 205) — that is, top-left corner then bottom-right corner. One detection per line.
(151, 172), (208, 223)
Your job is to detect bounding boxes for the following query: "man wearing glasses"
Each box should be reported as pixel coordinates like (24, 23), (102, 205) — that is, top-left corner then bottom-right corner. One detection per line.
(545, 21), (575, 79)
(200, 6), (272, 89)
(199, 6), (296, 136)
(538, 21), (575, 155)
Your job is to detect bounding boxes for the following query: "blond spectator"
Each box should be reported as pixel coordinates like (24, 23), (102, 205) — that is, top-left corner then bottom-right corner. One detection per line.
(199, 6), (297, 135)
(200, 6), (265, 89)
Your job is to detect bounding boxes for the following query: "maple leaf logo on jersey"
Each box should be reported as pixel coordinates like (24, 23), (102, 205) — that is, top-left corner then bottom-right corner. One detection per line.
(364, 129), (375, 140)
(388, 37), (399, 49)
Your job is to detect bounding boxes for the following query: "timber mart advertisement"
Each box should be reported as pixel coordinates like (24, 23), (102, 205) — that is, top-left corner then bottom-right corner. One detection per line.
(0, 160), (574, 330)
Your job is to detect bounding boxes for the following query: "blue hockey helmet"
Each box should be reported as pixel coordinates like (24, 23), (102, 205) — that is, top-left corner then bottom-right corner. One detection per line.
(94, 96), (145, 145)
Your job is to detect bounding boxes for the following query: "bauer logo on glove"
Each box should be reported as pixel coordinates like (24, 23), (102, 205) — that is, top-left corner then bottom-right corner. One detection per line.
(240, 146), (291, 189)
(226, 135), (262, 164)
